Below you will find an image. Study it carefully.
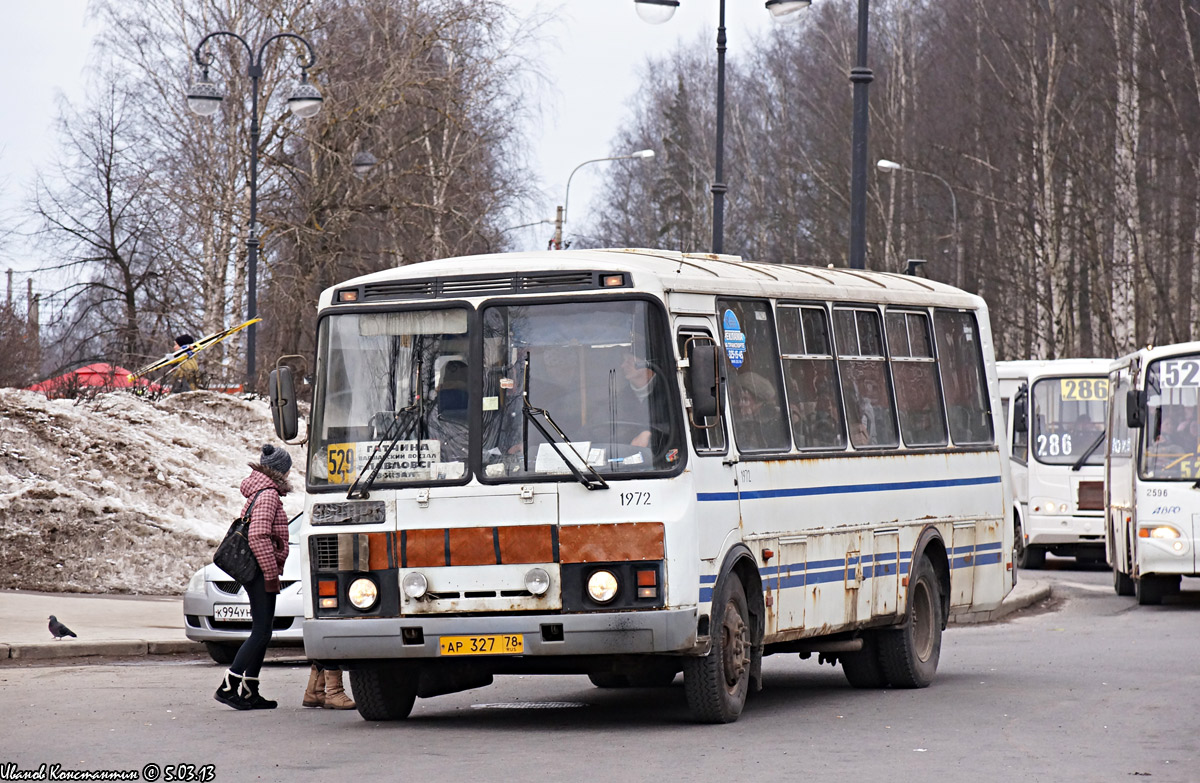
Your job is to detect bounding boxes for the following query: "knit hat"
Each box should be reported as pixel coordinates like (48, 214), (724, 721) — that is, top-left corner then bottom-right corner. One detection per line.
(175, 334), (195, 347)
(259, 443), (292, 475)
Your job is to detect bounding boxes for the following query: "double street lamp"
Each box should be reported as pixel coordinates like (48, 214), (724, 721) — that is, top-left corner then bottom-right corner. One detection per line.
(877, 158), (959, 282)
(634, 0), (872, 268)
(186, 31), (323, 389)
(550, 150), (656, 250)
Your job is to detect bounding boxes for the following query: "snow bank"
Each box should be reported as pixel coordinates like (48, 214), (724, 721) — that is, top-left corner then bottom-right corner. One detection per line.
(0, 388), (305, 594)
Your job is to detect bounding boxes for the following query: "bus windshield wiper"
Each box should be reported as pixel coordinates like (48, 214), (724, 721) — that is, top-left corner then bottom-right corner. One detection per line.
(1071, 431), (1106, 471)
(347, 337), (429, 499)
(345, 404), (422, 499)
(521, 353), (608, 491)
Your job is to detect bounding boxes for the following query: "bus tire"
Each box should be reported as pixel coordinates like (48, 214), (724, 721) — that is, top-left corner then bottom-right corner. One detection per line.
(878, 557), (943, 689)
(1018, 544), (1045, 570)
(351, 665), (418, 721)
(1135, 575), (1166, 606)
(840, 632), (888, 689)
(1112, 566), (1135, 597)
(683, 575), (751, 723)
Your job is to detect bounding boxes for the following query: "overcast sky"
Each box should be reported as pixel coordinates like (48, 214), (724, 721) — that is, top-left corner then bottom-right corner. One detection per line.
(0, 1), (779, 290)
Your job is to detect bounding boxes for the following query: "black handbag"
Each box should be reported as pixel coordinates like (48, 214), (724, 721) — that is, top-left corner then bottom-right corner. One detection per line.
(213, 489), (269, 584)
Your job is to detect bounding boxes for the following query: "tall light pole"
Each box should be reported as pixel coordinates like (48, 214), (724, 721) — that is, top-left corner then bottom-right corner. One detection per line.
(186, 31), (323, 391)
(769, 0), (872, 268)
(550, 150), (656, 250)
(639, 1), (870, 264)
(877, 159), (959, 282)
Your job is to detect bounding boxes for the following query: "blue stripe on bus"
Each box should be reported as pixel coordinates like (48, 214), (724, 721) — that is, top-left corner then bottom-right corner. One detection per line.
(696, 474), (1002, 503)
(697, 540), (1004, 601)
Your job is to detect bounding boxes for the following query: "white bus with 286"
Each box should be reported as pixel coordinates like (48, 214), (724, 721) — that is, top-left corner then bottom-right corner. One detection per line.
(997, 359), (1111, 568)
(1107, 342), (1200, 604)
(269, 248), (1014, 724)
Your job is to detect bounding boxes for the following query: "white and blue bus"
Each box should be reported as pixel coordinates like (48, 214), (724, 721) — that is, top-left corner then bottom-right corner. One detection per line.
(269, 248), (1013, 723)
(1107, 342), (1200, 604)
(997, 359), (1111, 568)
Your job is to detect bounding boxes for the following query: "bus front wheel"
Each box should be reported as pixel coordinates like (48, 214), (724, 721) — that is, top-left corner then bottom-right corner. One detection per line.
(351, 665), (418, 721)
(684, 575), (751, 723)
(1135, 574), (1179, 606)
(878, 557), (943, 688)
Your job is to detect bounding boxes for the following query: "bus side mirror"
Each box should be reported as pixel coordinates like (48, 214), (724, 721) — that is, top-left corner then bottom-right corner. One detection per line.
(1012, 397), (1027, 433)
(269, 366), (299, 441)
(689, 344), (721, 419)
(1126, 388), (1145, 429)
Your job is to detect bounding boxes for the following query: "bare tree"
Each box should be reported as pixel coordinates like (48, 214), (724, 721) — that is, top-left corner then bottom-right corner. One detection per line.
(31, 85), (172, 370)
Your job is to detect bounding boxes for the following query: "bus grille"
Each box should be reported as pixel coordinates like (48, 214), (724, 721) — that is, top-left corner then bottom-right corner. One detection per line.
(311, 535), (340, 571)
(1077, 481), (1104, 511)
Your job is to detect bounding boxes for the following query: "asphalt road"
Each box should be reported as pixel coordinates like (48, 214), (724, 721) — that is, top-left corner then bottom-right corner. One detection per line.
(2, 560), (1198, 783)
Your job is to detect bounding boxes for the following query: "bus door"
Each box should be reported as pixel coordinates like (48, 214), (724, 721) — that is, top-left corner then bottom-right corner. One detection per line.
(678, 325), (737, 563)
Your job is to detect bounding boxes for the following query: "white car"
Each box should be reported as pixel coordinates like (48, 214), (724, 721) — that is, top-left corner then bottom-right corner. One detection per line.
(183, 515), (305, 664)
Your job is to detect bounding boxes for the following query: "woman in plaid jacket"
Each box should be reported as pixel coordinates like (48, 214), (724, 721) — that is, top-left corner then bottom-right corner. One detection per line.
(214, 444), (292, 711)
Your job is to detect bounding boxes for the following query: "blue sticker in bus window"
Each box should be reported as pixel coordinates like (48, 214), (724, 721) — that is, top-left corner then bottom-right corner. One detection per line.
(723, 309), (745, 368)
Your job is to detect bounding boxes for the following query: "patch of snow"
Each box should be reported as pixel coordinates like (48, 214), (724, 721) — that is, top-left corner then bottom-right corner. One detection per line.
(0, 388), (305, 594)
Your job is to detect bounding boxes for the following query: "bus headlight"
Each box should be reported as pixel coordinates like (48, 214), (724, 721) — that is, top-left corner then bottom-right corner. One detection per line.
(586, 569), (619, 604)
(402, 571), (429, 599)
(1141, 525), (1181, 539)
(348, 578), (378, 610)
(524, 567), (551, 596)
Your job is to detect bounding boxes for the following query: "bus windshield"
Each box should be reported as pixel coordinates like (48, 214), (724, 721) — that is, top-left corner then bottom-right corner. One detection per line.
(309, 308), (471, 488)
(480, 299), (682, 480)
(1142, 354), (1200, 480)
(1030, 376), (1108, 466)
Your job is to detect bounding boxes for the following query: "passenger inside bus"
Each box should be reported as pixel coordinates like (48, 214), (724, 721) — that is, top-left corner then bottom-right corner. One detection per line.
(730, 371), (789, 451)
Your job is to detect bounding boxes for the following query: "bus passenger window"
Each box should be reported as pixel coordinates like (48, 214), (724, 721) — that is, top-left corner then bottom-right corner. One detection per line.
(779, 305), (847, 450)
(834, 307), (899, 449)
(934, 310), (994, 445)
(886, 311), (947, 447)
(717, 298), (791, 452)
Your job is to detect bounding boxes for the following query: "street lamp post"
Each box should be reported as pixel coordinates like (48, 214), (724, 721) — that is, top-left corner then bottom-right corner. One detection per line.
(877, 158), (959, 282)
(550, 150), (656, 250)
(186, 31), (323, 390)
(847, 0), (872, 270)
(638, 0), (807, 254)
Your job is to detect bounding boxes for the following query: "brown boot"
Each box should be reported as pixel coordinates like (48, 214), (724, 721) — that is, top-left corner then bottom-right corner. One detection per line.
(322, 669), (356, 710)
(303, 665), (325, 708)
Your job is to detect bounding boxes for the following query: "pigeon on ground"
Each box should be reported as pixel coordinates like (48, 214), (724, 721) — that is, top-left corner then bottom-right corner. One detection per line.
(48, 615), (77, 640)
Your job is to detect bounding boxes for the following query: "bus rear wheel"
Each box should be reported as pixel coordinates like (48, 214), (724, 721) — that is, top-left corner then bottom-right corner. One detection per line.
(879, 557), (943, 688)
(351, 665), (418, 721)
(840, 632), (888, 688)
(684, 575), (751, 723)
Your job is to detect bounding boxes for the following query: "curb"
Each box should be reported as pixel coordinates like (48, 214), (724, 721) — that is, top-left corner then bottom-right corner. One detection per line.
(949, 584), (1052, 625)
(2, 639), (205, 661)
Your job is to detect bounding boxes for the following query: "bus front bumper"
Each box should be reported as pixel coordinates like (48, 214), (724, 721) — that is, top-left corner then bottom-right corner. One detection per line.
(1026, 513), (1105, 546)
(303, 607), (700, 660)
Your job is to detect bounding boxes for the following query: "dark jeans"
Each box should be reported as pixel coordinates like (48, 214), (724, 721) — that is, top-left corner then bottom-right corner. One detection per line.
(230, 573), (277, 678)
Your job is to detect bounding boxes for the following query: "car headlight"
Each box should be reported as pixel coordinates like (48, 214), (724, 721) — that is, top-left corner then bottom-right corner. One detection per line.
(586, 570), (619, 604)
(524, 567), (550, 596)
(402, 571), (429, 599)
(187, 570), (206, 593)
(348, 578), (378, 610)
